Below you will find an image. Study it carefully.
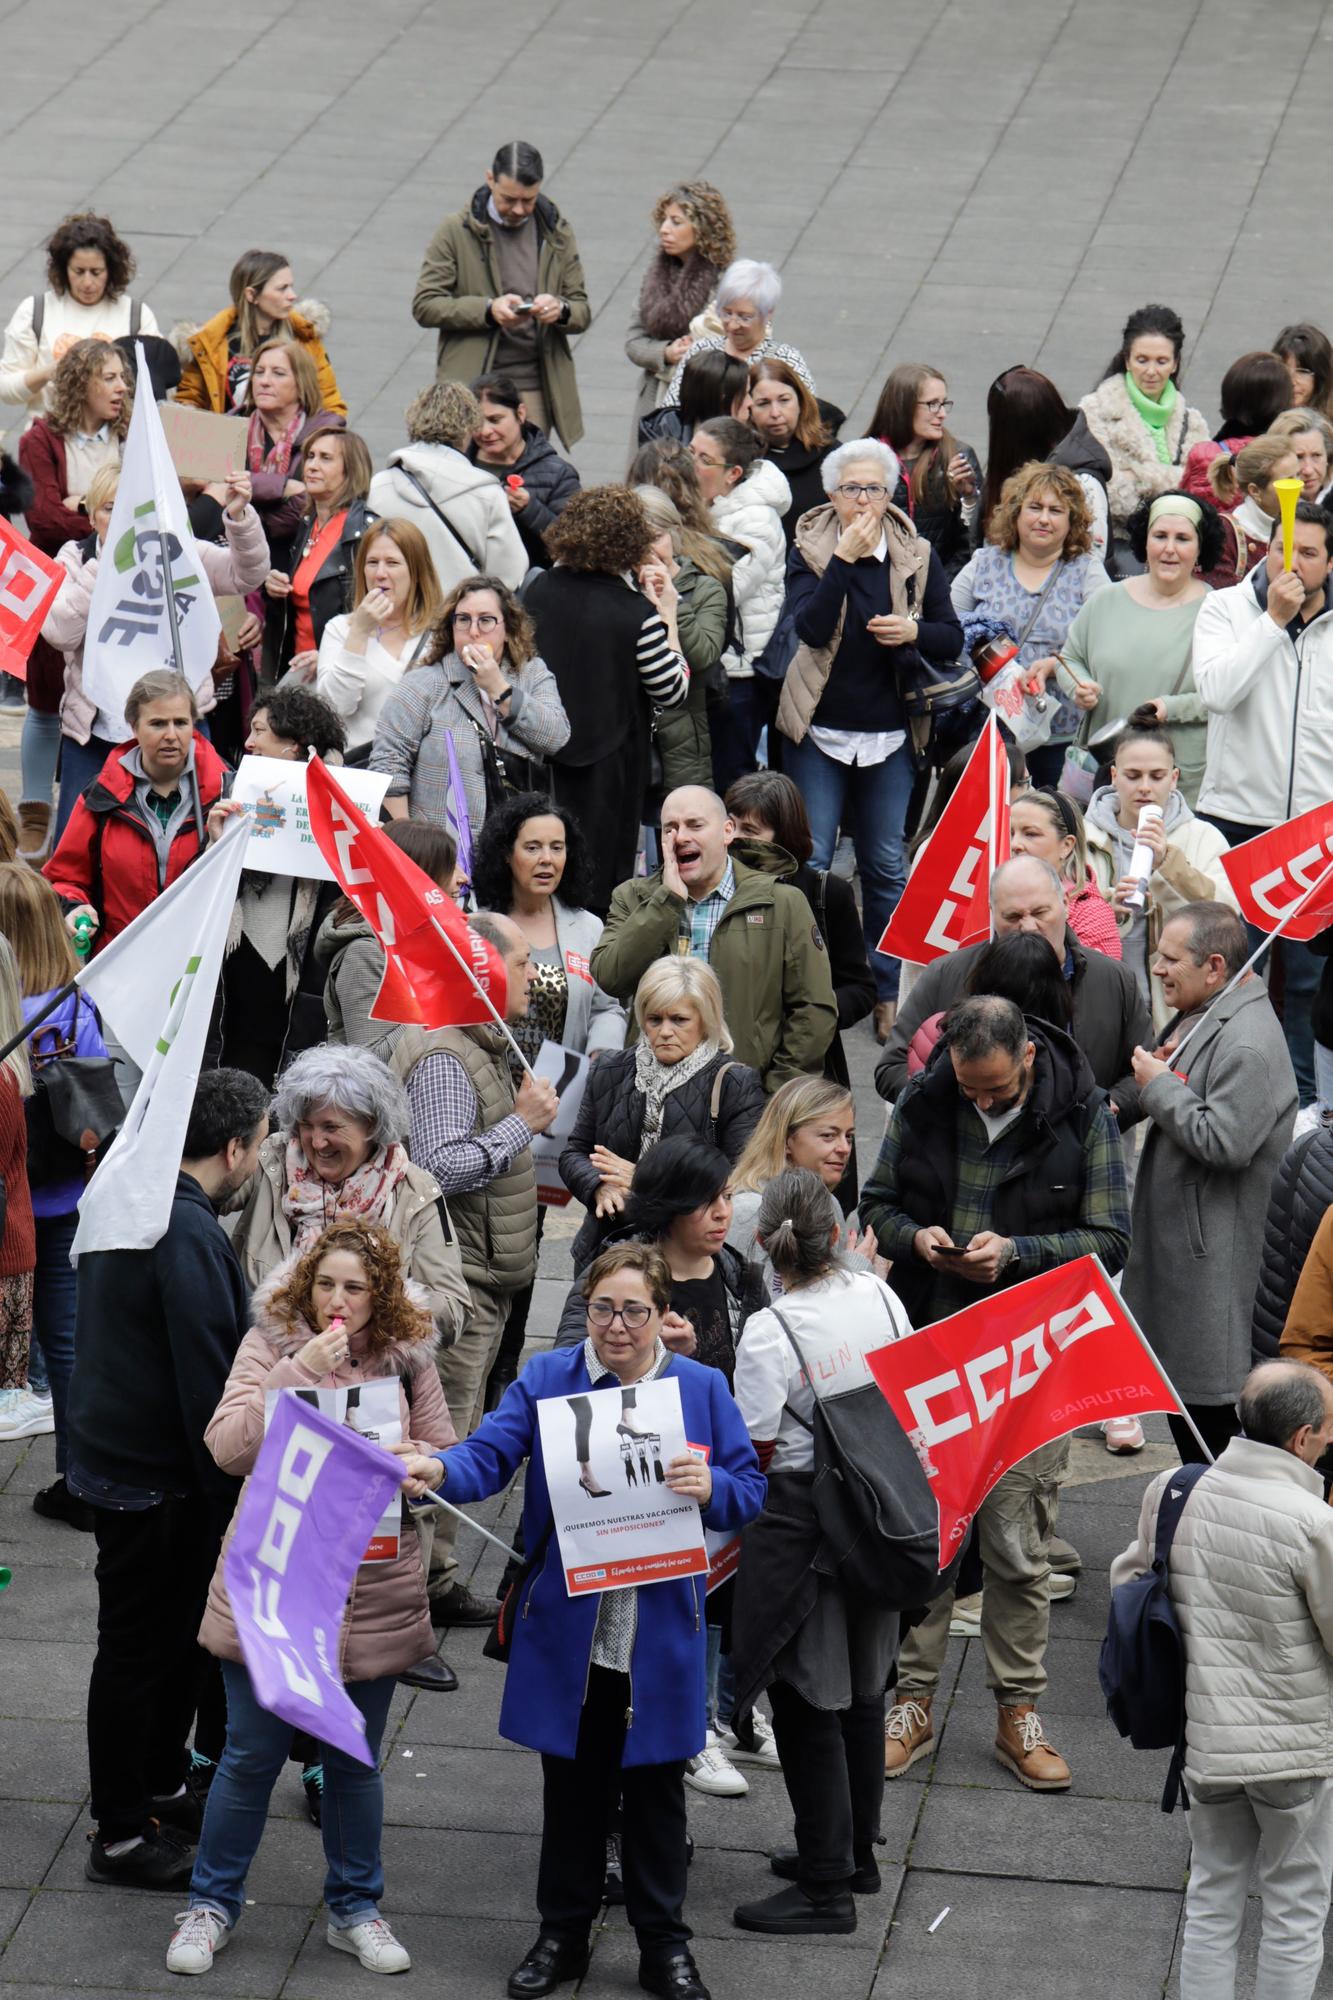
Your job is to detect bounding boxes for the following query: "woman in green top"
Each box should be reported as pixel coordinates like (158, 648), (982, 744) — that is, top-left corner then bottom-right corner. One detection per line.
(1077, 304), (1210, 561)
(1061, 491), (1226, 806)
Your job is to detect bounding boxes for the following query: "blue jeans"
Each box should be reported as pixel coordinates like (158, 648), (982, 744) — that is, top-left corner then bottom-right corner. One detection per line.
(56, 732), (116, 840)
(31, 1211), (77, 1471)
(188, 1661), (396, 1930)
(710, 677), (774, 795)
(20, 705), (61, 805)
(784, 734), (915, 1002)
(704, 1625), (737, 1732)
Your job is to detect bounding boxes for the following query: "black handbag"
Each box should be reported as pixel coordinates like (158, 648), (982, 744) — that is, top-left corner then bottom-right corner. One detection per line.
(465, 712), (549, 815)
(482, 1522), (553, 1663)
(25, 1012), (122, 1189)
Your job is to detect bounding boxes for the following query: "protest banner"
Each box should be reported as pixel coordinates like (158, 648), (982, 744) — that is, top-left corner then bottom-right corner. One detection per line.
(224, 1397), (405, 1765)
(0, 516), (62, 679)
(865, 1256), (1189, 1567)
(231, 755), (391, 881)
(529, 1040), (590, 1207)
(535, 1377), (708, 1596)
(1220, 801), (1333, 940)
(264, 1381), (403, 1561)
(876, 716), (1010, 965)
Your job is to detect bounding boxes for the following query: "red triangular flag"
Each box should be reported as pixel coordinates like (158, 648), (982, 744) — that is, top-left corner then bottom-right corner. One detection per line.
(877, 718), (1010, 965)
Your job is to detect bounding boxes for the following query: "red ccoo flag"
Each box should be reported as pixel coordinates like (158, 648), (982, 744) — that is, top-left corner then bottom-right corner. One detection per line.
(0, 516), (63, 680)
(305, 756), (506, 1028)
(876, 716), (1009, 965)
(1220, 801), (1333, 942)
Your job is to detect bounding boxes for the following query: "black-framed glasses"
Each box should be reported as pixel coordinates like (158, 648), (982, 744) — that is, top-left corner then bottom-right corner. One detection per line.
(918, 397), (954, 415)
(587, 1299), (654, 1329)
(454, 612), (501, 632)
(834, 482), (888, 500)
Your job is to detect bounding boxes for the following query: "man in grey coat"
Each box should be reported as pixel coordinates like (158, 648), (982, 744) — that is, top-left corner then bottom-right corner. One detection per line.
(1123, 902), (1297, 1464)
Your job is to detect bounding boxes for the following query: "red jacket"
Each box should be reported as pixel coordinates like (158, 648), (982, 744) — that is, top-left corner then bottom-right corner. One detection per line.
(19, 421), (92, 555)
(44, 734), (230, 949)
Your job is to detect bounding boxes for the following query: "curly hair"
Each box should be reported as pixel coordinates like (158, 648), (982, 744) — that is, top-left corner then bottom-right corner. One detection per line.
(248, 683), (347, 760)
(1125, 488), (1225, 572)
(46, 338), (132, 440)
(46, 213), (135, 299)
(268, 1219), (432, 1357)
(650, 182), (736, 273)
(471, 790), (593, 913)
(404, 379), (481, 449)
(544, 485), (655, 573)
(988, 461), (1092, 559)
(420, 573), (537, 670)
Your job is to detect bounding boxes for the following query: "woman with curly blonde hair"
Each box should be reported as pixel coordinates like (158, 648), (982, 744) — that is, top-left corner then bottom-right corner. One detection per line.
(372, 571), (570, 836)
(369, 379), (527, 593)
(950, 460), (1111, 785)
(625, 180), (736, 440)
(174, 1219), (454, 1978)
(526, 487), (690, 913)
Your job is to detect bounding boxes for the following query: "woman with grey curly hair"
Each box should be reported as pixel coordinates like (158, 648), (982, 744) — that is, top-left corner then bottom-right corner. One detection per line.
(368, 378), (527, 595)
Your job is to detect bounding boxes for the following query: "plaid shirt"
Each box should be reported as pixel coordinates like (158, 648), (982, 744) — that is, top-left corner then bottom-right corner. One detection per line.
(679, 858), (736, 959)
(873, 1086), (1129, 1318)
(406, 1044), (531, 1197)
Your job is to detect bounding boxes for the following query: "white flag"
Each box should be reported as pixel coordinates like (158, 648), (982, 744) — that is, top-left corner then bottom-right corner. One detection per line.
(81, 343), (223, 731)
(72, 819), (248, 1256)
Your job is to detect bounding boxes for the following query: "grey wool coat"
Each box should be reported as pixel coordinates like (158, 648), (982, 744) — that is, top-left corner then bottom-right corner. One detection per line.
(1123, 978), (1297, 1406)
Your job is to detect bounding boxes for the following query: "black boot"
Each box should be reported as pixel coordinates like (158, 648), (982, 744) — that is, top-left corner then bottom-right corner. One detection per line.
(507, 1933), (589, 1998)
(770, 1847), (881, 1893)
(733, 1880), (857, 1934)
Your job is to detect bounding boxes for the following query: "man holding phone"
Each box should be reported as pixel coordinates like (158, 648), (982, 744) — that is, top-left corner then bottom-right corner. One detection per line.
(860, 994), (1130, 1794)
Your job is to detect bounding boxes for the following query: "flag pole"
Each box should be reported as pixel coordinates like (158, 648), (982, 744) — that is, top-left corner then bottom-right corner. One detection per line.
(987, 715), (999, 941)
(409, 1486), (517, 1559)
(428, 916), (536, 1078)
(1165, 853), (1333, 1069)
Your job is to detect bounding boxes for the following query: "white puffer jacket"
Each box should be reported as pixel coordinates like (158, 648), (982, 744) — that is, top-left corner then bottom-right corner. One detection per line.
(710, 458), (791, 678)
(368, 441), (528, 595)
(1111, 1437), (1333, 1786)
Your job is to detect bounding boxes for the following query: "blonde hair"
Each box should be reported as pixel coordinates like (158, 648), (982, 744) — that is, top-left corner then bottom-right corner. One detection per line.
(1209, 432), (1300, 506)
(988, 461), (1093, 559)
(353, 518), (443, 634)
(0, 935), (32, 1097)
(633, 957), (732, 1053)
(1010, 786), (1088, 886)
(634, 484), (683, 555)
(245, 336), (321, 418)
(731, 1076), (853, 1193)
(84, 464), (120, 519)
(0, 864), (77, 993)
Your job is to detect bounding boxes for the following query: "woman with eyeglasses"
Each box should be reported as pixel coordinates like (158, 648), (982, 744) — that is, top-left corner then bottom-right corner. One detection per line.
(869, 363), (981, 579)
(395, 1238), (764, 2000)
(775, 437), (965, 1044)
(1273, 322), (1333, 423)
(662, 259), (814, 409)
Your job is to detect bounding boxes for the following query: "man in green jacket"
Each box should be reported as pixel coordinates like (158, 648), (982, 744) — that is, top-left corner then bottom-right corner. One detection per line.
(590, 786), (837, 1091)
(411, 139), (590, 450)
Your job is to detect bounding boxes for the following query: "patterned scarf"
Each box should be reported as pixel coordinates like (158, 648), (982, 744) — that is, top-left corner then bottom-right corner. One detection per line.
(247, 406), (304, 483)
(282, 1136), (411, 1250)
(633, 1036), (722, 1157)
(637, 249), (718, 341)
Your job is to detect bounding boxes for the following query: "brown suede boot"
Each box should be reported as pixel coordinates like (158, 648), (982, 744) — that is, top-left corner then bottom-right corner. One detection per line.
(883, 1693), (933, 1777)
(994, 1703), (1070, 1790)
(17, 799), (51, 864)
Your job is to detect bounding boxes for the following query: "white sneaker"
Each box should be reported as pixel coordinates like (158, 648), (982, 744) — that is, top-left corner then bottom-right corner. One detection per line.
(167, 1907), (230, 1975)
(327, 1918), (411, 1973)
(684, 1731), (748, 1797)
(949, 1590), (984, 1636)
(1102, 1416), (1145, 1454)
(718, 1712), (780, 1769)
(24, 1389), (54, 1433)
(0, 1389), (54, 1440)
(1048, 1572), (1076, 1601)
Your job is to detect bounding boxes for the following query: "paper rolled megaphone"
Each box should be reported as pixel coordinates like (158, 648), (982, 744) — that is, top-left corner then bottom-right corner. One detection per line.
(1275, 476), (1303, 574)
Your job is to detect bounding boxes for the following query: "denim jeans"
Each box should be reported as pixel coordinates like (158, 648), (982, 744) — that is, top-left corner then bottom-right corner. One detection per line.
(56, 732), (116, 840)
(20, 705), (61, 805)
(709, 677), (774, 796)
(783, 734), (915, 1001)
(703, 1625), (737, 1732)
(31, 1211), (77, 1471)
(1181, 1774), (1333, 1999)
(189, 1661), (397, 1930)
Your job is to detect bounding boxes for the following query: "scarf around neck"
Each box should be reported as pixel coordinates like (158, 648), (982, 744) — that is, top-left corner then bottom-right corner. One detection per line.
(637, 249), (718, 341)
(247, 406), (304, 483)
(1123, 371), (1178, 464)
(633, 1036), (721, 1156)
(282, 1135), (411, 1250)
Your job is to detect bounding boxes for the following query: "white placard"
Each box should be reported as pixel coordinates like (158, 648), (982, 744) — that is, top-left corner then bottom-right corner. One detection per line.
(232, 756), (391, 879)
(264, 1380), (402, 1561)
(535, 1376), (708, 1597)
(529, 1039), (591, 1207)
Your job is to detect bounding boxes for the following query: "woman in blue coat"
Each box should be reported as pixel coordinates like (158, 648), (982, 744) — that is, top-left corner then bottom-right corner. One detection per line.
(398, 1240), (764, 2000)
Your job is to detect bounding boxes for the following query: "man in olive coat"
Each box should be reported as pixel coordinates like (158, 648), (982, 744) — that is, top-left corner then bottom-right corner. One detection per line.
(411, 139), (590, 448)
(590, 787), (837, 1091)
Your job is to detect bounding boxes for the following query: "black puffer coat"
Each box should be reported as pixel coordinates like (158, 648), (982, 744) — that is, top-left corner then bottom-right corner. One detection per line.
(559, 1047), (765, 1270)
(1251, 1122), (1333, 1361)
(468, 424), (581, 570)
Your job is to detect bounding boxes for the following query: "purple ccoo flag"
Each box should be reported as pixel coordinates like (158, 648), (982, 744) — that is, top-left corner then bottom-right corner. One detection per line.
(224, 1394), (405, 1766)
(442, 729), (474, 888)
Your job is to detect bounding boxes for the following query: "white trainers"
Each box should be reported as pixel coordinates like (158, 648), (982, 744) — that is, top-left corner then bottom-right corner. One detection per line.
(949, 1590), (984, 1636)
(0, 1388), (54, 1440)
(327, 1917), (411, 1973)
(718, 1711), (780, 1769)
(1102, 1416), (1145, 1454)
(684, 1731), (749, 1797)
(1047, 1571), (1076, 1601)
(166, 1907), (230, 1975)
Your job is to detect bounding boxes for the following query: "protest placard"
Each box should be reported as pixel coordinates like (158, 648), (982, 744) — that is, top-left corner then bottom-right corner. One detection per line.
(232, 755), (391, 880)
(535, 1376), (708, 1596)
(529, 1040), (590, 1206)
(264, 1381), (402, 1561)
(157, 402), (249, 485)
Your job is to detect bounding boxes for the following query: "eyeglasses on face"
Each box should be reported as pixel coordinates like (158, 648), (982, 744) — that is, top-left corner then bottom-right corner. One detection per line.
(835, 482), (888, 500)
(587, 1299), (654, 1328)
(918, 397), (954, 414)
(454, 612), (501, 632)
(721, 309), (760, 326)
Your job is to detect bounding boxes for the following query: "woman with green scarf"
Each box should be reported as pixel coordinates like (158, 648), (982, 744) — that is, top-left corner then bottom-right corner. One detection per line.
(1077, 304), (1209, 566)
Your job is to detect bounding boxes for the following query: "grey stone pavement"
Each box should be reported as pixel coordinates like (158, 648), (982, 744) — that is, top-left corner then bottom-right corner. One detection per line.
(2, 0), (1332, 1993)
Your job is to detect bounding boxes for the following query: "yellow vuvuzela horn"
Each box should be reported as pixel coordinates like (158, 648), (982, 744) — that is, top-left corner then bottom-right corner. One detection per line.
(1275, 477), (1303, 573)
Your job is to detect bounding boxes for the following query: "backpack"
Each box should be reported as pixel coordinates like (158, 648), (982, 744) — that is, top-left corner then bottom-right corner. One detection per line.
(771, 1299), (957, 1614)
(1098, 1460), (1209, 1813)
(30, 294), (141, 347)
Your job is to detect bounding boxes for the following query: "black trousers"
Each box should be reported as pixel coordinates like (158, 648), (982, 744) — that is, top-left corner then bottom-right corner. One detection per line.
(1170, 1401), (1240, 1467)
(87, 1496), (224, 1840)
(537, 1667), (690, 1959)
(768, 1680), (885, 1888)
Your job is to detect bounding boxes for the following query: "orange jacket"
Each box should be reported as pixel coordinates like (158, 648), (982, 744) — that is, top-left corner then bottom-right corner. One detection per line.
(175, 305), (345, 416)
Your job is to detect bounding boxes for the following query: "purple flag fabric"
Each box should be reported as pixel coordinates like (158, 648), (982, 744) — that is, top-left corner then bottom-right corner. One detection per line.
(224, 1395), (405, 1766)
(442, 728), (474, 887)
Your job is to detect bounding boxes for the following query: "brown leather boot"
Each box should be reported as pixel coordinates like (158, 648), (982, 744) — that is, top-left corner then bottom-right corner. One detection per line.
(873, 1000), (897, 1045)
(16, 799), (50, 863)
(994, 1703), (1070, 1790)
(883, 1693), (933, 1777)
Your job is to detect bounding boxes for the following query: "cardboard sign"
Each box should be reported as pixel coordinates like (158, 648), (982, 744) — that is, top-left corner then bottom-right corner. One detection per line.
(536, 1377), (708, 1596)
(264, 1380), (403, 1563)
(158, 402), (249, 485)
(232, 755), (391, 880)
(0, 515), (64, 680)
(530, 1040), (591, 1207)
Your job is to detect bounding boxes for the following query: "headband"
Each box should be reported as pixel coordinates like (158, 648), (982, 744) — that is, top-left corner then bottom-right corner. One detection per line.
(1147, 494), (1203, 530)
(1035, 785), (1078, 837)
